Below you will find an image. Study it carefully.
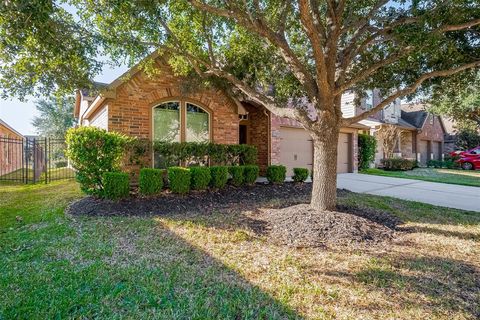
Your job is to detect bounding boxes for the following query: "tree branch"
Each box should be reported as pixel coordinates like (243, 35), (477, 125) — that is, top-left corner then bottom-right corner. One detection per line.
(342, 61), (480, 125)
(335, 47), (414, 94)
(187, 0), (318, 99)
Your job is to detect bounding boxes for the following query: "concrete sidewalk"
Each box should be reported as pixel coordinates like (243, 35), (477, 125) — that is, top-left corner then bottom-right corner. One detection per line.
(337, 173), (479, 212)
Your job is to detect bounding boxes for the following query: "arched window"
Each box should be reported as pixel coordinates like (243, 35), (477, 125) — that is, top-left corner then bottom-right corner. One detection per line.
(153, 101), (210, 143)
(186, 103), (210, 142)
(153, 102), (181, 142)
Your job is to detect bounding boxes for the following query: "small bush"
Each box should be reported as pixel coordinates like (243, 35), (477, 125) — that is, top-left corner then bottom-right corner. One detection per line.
(427, 160), (442, 168)
(139, 168), (164, 195)
(66, 126), (130, 196)
(190, 167), (211, 190)
(210, 166), (229, 189)
(243, 165), (259, 185)
(229, 166), (245, 186)
(266, 165), (286, 183)
(102, 172), (130, 200)
(381, 158), (416, 171)
(292, 168), (309, 182)
(358, 134), (377, 170)
(168, 167), (191, 194)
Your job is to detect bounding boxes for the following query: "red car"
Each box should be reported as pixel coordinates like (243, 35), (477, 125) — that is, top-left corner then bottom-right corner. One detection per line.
(457, 153), (480, 170)
(450, 146), (480, 157)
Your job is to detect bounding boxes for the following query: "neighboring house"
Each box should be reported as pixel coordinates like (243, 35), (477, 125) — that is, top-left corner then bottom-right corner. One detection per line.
(75, 54), (365, 176)
(341, 94), (446, 167)
(0, 119), (24, 175)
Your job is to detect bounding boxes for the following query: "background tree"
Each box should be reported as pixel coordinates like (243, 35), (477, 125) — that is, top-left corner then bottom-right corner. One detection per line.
(456, 127), (480, 150)
(1, 1), (479, 210)
(376, 125), (401, 160)
(428, 71), (480, 127)
(32, 96), (76, 138)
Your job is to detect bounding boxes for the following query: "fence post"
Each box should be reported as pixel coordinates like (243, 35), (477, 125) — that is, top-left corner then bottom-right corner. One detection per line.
(45, 137), (48, 184)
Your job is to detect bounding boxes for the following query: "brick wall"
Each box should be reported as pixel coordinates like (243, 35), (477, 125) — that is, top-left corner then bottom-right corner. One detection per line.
(242, 104), (269, 172)
(417, 114), (445, 142)
(0, 124), (23, 175)
(92, 58), (239, 146)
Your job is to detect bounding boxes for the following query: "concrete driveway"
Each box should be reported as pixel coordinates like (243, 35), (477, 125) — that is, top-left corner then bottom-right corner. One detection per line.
(337, 173), (480, 212)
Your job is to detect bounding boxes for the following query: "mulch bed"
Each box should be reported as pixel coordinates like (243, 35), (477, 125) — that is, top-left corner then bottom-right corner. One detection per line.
(66, 182), (403, 247)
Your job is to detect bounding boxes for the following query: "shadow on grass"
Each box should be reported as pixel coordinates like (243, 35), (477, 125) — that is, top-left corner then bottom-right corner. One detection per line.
(0, 215), (303, 319)
(327, 254), (480, 318)
(411, 225), (480, 241)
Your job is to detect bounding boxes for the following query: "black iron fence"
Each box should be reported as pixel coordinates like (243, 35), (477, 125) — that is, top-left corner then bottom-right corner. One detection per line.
(0, 137), (75, 184)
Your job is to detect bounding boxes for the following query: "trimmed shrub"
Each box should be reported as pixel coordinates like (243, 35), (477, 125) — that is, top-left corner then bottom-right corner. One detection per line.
(381, 158), (416, 171)
(243, 165), (259, 185)
(292, 168), (309, 182)
(151, 142), (257, 167)
(102, 172), (130, 200)
(139, 168), (164, 195)
(66, 126), (130, 196)
(266, 165), (286, 183)
(190, 167), (211, 190)
(358, 134), (377, 170)
(210, 166), (229, 189)
(229, 166), (245, 186)
(168, 167), (191, 194)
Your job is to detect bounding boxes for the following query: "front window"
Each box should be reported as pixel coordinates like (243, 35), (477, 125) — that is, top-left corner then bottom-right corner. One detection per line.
(365, 90), (374, 110)
(153, 102), (181, 142)
(186, 103), (210, 142)
(153, 101), (211, 167)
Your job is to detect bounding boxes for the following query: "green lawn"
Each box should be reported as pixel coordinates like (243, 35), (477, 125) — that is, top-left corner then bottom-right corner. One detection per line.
(361, 167), (480, 187)
(0, 167), (74, 184)
(1, 181), (479, 319)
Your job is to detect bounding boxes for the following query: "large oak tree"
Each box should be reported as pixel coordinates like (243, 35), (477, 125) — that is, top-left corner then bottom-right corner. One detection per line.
(1, 0), (479, 210)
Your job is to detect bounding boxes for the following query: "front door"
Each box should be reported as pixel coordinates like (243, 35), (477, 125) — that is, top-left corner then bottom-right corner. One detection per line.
(239, 124), (248, 144)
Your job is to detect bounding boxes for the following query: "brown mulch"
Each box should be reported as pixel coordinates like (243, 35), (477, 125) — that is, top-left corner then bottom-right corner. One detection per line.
(256, 204), (394, 248)
(66, 182), (403, 247)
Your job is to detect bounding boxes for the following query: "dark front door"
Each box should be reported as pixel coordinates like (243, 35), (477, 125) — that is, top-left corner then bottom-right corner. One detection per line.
(239, 124), (248, 144)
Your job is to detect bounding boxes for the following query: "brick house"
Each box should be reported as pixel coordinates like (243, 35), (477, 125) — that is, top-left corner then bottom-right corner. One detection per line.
(75, 55), (365, 176)
(340, 92), (446, 167)
(0, 119), (24, 175)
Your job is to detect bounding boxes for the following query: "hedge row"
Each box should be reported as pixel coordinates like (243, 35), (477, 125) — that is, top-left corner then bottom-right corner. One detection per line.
(128, 140), (258, 168)
(134, 165), (260, 197)
(381, 158), (417, 171)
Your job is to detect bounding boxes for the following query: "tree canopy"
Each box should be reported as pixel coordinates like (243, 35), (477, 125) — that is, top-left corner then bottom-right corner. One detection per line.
(428, 70), (480, 127)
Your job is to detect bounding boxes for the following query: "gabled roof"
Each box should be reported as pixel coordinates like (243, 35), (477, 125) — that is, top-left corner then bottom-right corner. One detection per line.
(0, 118), (23, 137)
(400, 110), (428, 128)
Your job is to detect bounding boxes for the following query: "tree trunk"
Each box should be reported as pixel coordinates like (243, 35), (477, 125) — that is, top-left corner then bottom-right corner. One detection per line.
(310, 124), (340, 211)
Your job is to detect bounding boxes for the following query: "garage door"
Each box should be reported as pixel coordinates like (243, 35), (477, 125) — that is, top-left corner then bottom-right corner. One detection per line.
(432, 141), (441, 160)
(418, 140), (428, 165)
(279, 128), (351, 176)
(337, 133), (351, 173)
(279, 127), (313, 176)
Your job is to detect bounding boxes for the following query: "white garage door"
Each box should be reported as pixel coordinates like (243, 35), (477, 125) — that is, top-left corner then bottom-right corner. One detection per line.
(279, 128), (351, 176)
(279, 127), (313, 176)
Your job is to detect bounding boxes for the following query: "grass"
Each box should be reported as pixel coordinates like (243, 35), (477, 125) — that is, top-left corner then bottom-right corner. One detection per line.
(361, 167), (480, 187)
(1, 181), (479, 319)
(0, 167), (74, 184)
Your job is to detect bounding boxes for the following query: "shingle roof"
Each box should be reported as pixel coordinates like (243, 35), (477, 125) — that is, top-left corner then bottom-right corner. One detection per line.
(80, 81), (109, 98)
(400, 110), (428, 129)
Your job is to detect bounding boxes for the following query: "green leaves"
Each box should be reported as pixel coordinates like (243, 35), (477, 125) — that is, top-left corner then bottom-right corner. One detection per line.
(65, 126), (131, 195)
(0, 0), (102, 98)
